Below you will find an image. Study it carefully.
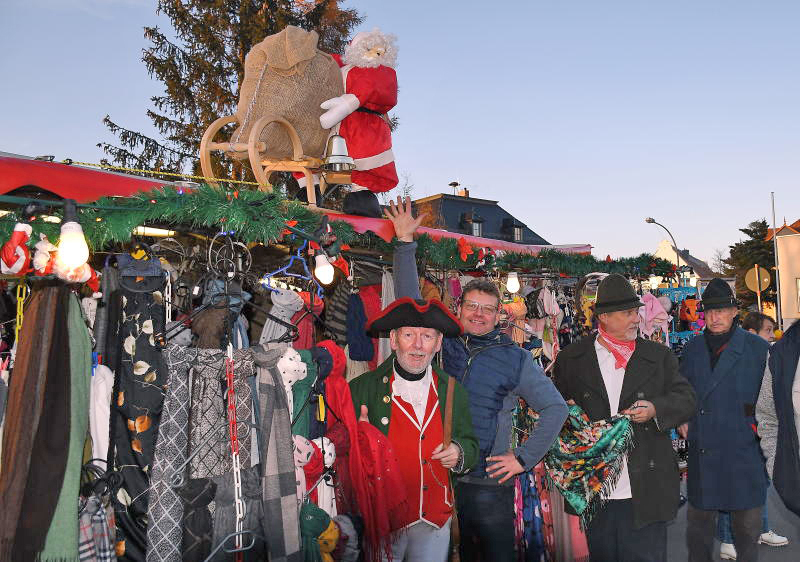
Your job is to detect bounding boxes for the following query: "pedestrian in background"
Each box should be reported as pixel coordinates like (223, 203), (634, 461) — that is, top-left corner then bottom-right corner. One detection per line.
(679, 279), (770, 562)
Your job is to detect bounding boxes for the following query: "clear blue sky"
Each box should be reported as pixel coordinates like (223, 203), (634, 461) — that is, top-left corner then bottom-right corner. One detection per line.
(2, 0), (798, 264)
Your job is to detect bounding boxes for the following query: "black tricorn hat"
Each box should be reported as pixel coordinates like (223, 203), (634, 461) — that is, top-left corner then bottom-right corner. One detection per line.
(594, 273), (644, 315)
(700, 278), (737, 311)
(366, 297), (463, 338)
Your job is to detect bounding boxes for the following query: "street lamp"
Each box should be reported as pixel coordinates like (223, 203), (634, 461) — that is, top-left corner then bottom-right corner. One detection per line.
(645, 217), (681, 271)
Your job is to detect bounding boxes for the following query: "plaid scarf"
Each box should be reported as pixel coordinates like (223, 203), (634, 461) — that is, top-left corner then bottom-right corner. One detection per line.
(543, 405), (634, 526)
(253, 345), (302, 562)
(78, 495), (116, 562)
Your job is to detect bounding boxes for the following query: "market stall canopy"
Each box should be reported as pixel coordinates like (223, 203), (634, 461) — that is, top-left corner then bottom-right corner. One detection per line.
(326, 211), (592, 256)
(0, 154), (168, 202)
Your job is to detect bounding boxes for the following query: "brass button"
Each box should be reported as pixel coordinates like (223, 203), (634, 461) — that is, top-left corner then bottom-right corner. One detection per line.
(421, 434), (425, 440)
(383, 395), (390, 403)
(381, 416), (389, 425)
(423, 485), (428, 491)
(382, 376), (389, 383)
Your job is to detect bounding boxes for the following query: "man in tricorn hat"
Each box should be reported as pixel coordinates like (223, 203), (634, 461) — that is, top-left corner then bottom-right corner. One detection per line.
(679, 278), (770, 562)
(349, 297), (479, 561)
(553, 273), (696, 562)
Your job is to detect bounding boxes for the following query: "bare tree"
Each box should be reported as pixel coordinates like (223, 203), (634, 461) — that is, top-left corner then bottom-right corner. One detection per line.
(711, 247), (728, 275)
(379, 172), (414, 204)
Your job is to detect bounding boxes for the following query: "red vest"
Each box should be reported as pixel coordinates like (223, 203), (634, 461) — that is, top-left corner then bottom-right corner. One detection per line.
(387, 372), (453, 528)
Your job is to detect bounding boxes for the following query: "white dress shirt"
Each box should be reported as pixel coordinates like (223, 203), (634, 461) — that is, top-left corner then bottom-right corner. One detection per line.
(594, 338), (633, 500)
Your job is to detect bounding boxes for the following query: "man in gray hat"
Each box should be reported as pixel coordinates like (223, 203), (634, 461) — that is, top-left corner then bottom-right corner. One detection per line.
(679, 278), (770, 562)
(553, 273), (696, 562)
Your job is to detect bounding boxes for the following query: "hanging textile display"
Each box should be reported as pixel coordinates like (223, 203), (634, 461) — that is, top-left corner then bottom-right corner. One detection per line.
(188, 348), (255, 479)
(40, 293), (93, 561)
(0, 286), (64, 559)
(291, 292), (324, 350)
(145, 345), (194, 562)
(259, 288), (303, 346)
(107, 264), (168, 561)
(252, 345), (302, 561)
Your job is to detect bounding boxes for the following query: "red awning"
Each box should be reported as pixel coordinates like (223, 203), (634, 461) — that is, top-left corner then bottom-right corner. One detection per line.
(0, 155), (167, 202)
(327, 212), (592, 256)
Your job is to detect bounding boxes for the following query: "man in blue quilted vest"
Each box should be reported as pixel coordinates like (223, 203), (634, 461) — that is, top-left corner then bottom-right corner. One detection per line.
(386, 197), (568, 561)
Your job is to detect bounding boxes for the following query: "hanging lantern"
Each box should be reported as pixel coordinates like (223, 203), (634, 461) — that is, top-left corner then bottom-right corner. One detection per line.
(506, 271), (520, 294)
(321, 134), (355, 172)
(314, 253), (335, 285)
(56, 199), (89, 270)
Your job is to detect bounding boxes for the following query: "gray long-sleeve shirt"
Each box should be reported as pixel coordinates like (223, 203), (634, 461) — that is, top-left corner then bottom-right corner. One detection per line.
(392, 241), (568, 483)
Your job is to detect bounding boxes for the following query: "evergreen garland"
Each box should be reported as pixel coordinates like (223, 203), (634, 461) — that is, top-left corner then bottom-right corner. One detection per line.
(0, 185), (357, 250)
(0, 186), (672, 279)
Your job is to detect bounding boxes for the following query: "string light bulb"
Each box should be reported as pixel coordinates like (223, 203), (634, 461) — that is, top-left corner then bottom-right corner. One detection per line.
(506, 272), (520, 293)
(314, 253), (335, 285)
(56, 199), (89, 270)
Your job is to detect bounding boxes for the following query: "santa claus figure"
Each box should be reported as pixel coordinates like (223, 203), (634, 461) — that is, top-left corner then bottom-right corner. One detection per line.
(320, 29), (399, 217)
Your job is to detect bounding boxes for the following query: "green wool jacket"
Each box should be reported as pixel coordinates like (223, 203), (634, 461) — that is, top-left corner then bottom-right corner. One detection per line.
(349, 356), (479, 474)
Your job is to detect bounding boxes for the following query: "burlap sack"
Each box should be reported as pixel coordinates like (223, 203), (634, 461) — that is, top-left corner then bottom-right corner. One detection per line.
(229, 26), (344, 161)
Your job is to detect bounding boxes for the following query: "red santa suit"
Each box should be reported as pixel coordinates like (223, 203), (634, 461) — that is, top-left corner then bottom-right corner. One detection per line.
(320, 30), (399, 194)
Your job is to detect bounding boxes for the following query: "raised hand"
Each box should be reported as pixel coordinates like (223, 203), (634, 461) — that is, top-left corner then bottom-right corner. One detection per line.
(385, 196), (426, 242)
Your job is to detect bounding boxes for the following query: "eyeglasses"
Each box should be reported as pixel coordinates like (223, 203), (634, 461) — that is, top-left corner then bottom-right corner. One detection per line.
(461, 300), (499, 315)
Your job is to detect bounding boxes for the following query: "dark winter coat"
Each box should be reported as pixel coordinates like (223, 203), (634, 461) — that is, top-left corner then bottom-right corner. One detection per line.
(553, 334), (696, 529)
(764, 320), (800, 516)
(680, 327), (769, 510)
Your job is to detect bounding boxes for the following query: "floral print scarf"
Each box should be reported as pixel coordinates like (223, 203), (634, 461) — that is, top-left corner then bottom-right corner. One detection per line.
(543, 404), (633, 526)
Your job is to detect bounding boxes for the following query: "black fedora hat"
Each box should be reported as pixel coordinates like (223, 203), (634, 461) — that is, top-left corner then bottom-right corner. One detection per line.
(594, 274), (644, 315)
(700, 278), (737, 311)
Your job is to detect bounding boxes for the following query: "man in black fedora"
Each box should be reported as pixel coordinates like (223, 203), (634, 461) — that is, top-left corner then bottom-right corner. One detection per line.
(553, 273), (696, 562)
(679, 278), (770, 562)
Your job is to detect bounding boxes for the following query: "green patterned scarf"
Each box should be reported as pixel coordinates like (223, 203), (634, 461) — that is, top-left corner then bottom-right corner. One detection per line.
(543, 404), (634, 526)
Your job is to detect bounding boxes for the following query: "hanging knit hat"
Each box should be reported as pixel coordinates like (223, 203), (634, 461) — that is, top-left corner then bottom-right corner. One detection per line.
(316, 340), (346, 380)
(700, 278), (737, 311)
(300, 502), (332, 562)
(593, 274), (643, 315)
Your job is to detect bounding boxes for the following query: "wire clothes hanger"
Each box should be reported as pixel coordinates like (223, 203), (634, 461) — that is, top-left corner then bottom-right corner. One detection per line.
(261, 239), (324, 300)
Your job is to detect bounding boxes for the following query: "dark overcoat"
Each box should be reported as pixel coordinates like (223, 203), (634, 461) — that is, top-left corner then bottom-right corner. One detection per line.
(680, 327), (769, 510)
(553, 334), (696, 529)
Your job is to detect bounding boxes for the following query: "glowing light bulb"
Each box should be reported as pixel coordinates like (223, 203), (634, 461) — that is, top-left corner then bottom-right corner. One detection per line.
(314, 254), (335, 285)
(56, 221), (89, 269)
(506, 272), (520, 293)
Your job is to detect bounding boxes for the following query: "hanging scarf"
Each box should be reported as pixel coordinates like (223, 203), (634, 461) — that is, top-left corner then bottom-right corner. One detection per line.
(317, 519), (340, 562)
(39, 293), (92, 561)
(175, 478), (216, 562)
(357, 421), (408, 562)
(597, 327), (636, 370)
(6, 287), (69, 560)
(0, 287), (54, 558)
(253, 344), (302, 562)
(303, 440), (325, 504)
(292, 349), (317, 438)
(300, 502), (331, 562)
(325, 423), (354, 515)
(543, 404), (634, 526)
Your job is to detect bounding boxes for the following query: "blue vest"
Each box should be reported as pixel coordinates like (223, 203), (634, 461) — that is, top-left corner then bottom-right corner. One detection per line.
(441, 327), (522, 477)
(768, 321), (800, 516)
